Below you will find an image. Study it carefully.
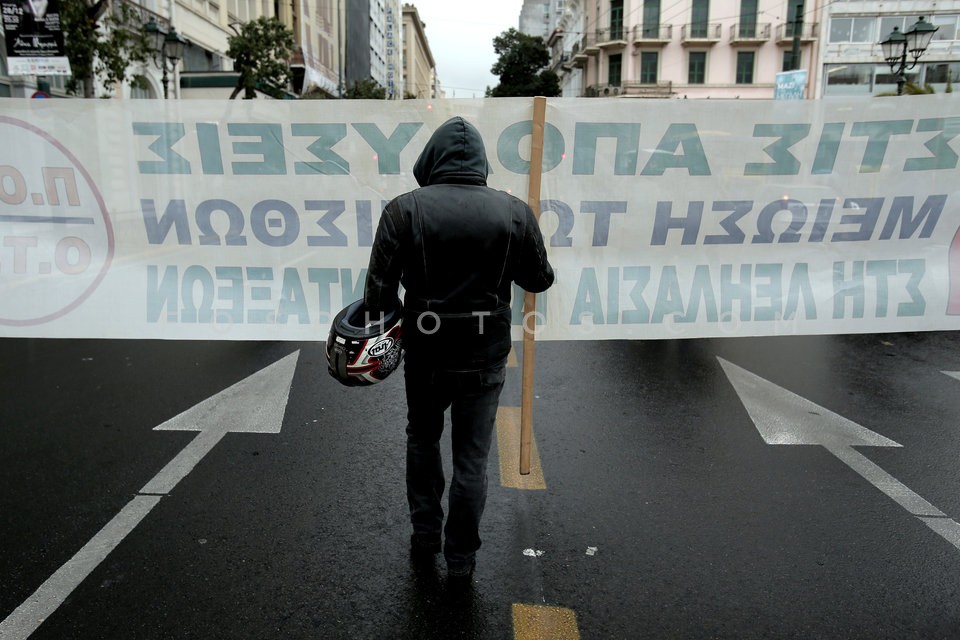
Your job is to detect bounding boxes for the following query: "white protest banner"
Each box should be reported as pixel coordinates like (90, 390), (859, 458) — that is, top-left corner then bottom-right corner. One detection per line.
(0, 96), (958, 341)
(538, 96), (960, 340)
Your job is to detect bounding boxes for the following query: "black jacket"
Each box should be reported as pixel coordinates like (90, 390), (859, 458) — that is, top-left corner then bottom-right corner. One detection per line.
(364, 116), (554, 369)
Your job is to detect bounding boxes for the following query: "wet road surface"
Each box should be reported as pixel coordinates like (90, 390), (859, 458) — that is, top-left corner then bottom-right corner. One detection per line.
(2, 332), (960, 639)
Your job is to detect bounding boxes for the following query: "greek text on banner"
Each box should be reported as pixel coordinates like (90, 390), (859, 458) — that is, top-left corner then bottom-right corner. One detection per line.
(0, 96), (958, 340)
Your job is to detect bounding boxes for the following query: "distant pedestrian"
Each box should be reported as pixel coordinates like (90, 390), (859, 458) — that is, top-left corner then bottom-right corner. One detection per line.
(364, 116), (554, 580)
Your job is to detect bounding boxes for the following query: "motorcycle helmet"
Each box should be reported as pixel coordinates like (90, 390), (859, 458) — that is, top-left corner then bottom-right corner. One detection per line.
(326, 299), (404, 386)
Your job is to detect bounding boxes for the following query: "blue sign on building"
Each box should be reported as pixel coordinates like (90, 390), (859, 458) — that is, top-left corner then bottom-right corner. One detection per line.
(775, 70), (808, 100)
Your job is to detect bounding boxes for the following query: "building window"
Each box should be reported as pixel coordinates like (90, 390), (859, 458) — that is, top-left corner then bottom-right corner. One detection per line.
(228, 0), (254, 21)
(688, 51), (706, 83)
(691, 0), (709, 38)
(784, 1), (801, 37)
(736, 51), (754, 83)
(782, 50), (800, 71)
(131, 83), (154, 99)
(875, 67), (919, 90)
(608, 53), (622, 86)
(824, 63), (873, 95)
(822, 62), (928, 97)
(932, 15), (959, 41)
(828, 17), (875, 43)
(926, 62), (960, 85)
(878, 17), (905, 42)
(640, 51), (658, 83)
(739, 0), (757, 37)
(642, 0), (660, 37)
(873, 15), (960, 43)
(610, 0), (624, 39)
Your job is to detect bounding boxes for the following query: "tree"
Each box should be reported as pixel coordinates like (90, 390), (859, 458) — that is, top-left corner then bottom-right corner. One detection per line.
(60, 0), (153, 97)
(343, 78), (387, 99)
(486, 28), (560, 97)
(293, 78), (388, 99)
(226, 17), (295, 99)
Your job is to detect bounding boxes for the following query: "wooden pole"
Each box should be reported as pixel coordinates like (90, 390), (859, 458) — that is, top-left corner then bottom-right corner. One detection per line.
(520, 96), (548, 476)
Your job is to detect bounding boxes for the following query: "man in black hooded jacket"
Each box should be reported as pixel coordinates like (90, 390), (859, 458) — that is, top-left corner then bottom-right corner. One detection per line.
(364, 116), (554, 578)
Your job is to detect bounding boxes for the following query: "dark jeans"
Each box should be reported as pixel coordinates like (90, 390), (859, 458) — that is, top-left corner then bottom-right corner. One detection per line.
(403, 354), (506, 564)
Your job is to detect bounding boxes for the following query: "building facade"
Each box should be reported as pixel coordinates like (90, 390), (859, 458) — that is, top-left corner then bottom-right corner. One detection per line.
(300, 0), (404, 98)
(344, 0), (371, 90)
(551, 0), (823, 99)
(0, 0), (229, 98)
(380, 0), (404, 99)
(366, 0), (404, 99)
(1, 0), (414, 98)
(295, 0), (344, 97)
(401, 3), (438, 98)
(817, 1), (960, 97)
(521, 0), (566, 38)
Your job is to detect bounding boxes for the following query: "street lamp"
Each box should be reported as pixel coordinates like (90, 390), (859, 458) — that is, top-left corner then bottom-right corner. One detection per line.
(143, 16), (188, 99)
(879, 16), (939, 95)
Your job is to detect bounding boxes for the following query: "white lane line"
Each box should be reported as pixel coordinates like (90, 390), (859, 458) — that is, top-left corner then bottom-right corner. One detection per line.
(720, 356), (960, 553)
(140, 428), (227, 495)
(1, 351), (299, 639)
(0, 495), (161, 640)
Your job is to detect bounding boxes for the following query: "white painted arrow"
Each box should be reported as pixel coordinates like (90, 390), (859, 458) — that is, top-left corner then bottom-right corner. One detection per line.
(718, 356), (960, 552)
(1, 350), (300, 640)
(944, 371), (960, 383)
(140, 350), (299, 494)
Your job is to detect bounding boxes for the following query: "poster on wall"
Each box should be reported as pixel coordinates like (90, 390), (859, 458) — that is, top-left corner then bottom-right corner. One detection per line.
(1, 0), (71, 75)
(775, 69), (808, 100)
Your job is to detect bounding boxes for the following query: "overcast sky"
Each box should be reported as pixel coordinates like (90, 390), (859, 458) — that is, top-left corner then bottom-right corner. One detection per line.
(408, 1), (523, 98)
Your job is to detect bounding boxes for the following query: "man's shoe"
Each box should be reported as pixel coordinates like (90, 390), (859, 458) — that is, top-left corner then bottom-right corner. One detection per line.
(446, 558), (475, 579)
(410, 534), (441, 562)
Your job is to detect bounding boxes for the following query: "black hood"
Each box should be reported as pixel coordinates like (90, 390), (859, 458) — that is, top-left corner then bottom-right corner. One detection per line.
(413, 116), (490, 187)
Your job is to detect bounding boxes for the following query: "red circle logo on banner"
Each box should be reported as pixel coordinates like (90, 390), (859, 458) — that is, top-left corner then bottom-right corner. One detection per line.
(0, 116), (114, 326)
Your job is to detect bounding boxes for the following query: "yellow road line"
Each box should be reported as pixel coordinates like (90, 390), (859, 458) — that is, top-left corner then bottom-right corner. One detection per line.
(512, 604), (580, 640)
(503, 351), (575, 638)
(496, 406), (546, 490)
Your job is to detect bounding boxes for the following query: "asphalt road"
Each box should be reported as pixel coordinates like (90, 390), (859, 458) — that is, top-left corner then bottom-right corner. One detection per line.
(2, 332), (960, 639)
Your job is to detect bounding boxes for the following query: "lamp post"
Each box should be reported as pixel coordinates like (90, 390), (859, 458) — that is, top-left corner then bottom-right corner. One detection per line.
(144, 17), (188, 99)
(879, 16), (939, 95)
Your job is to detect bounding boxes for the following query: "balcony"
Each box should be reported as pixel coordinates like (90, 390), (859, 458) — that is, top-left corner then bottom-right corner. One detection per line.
(681, 23), (722, 46)
(632, 24), (672, 47)
(571, 40), (588, 66)
(584, 82), (674, 98)
(595, 27), (628, 51)
(730, 22), (771, 46)
(776, 22), (818, 45)
(623, 81), (673, 98)
(583, 30), (600, 55)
